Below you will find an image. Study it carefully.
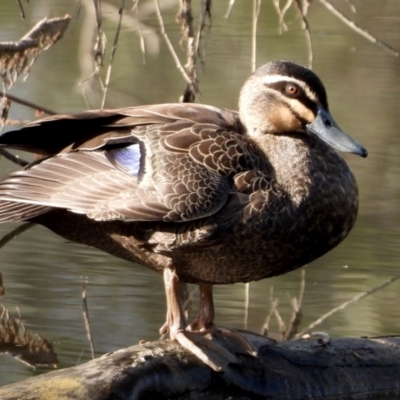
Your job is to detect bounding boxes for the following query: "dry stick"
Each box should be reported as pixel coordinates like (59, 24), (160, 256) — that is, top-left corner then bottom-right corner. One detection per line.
(82, 277), (95, 359)
(261, 286), (275, 336)
(271, 0), (287, 33)
(295, 275), (400, 339)
(251, 0), (261, 73)
(132, 0), (146, 64)
(285, 269), (305, 340)
(294, 0), (313, 69)
(262, 286), (286, 338)
(318, 0), (399, 57)
(0, 150), (29, 167)
(0, 272), (4, 297)
(193, 0), (211, 71)
(225, 0), (235, 18)
(0, 91), (56, 167)
(275, 0), (294, 34)
(0, 91), (57, 116)
(15, 0), (26, 20)
(154, 0), (191, 86)
(92, 0), (106, 69)
(100, 0), (125, 109)
(244, 282), (250, 330)
(0, 222), (36, 250)
(177, 0), (197, 103)
(344, 0), (356, 14)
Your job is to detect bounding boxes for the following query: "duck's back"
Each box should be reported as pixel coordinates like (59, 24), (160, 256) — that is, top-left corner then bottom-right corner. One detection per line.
(0, 103), (358, 285)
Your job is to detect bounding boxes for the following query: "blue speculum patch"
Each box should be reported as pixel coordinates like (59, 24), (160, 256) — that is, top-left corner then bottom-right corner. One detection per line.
(107, 143), (141, 177)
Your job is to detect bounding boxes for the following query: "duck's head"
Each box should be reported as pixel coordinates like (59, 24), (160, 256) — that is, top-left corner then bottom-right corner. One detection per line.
(239, 61), (367, 158)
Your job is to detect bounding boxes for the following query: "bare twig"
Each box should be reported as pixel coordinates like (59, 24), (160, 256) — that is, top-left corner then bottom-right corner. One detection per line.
(0, 91), (56, 115)
(244, 282), (250, 330)
(262, 286), (286, 338)
(0, 272), (4, 297)
(0, 305), (58, 367)
(0, 90), (51, 167)
(155, 0), (191, 85)
(318, 0), (399, 57)
(294, 0), (313, 68)
(225, 0), (235, 18)
(272, 0), (292, 33)
(82, 277), (95, 359)
(295, 275), (400, 338)
(251, 0), (261, 72)
(132, 0), (146, 64)
(0, 222), (36, 250)
(92, 0), (107, 69)
(261, 287), (275, 336)
(344, 0), (356, 13)
(0, 149), (30, 167)
(0, 96), (10, 132)
(15, 0), (26, 20)
(100, 0), (125, 109)
(0, 15), (71, 89)
(177, 0), (197, 102)
(284, 269), (305, 340)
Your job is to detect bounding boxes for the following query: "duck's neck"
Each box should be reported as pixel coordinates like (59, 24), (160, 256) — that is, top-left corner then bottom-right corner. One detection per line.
(252, 132), (337, 206)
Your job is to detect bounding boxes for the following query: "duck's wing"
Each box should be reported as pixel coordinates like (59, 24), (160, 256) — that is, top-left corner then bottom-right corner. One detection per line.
(0, 104), (259, 224)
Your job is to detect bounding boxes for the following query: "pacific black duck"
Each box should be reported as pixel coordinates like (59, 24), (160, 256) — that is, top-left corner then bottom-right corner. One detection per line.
(0, 61), (367, 367)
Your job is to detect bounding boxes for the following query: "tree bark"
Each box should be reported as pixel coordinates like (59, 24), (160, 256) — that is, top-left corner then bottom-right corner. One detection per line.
(1, 330), (400, 400)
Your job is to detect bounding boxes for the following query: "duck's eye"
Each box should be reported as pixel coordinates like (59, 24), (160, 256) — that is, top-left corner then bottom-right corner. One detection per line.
(285, 84), (299, 97)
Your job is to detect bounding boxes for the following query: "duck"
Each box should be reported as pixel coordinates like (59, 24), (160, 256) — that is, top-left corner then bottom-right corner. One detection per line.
(0, 61), (367, 368)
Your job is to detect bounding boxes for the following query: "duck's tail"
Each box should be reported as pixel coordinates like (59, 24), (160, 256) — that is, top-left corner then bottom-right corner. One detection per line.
(0, 198), (51, 223)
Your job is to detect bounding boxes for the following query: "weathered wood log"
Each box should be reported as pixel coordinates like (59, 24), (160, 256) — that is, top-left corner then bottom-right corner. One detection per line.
(1, 330), (400, 400)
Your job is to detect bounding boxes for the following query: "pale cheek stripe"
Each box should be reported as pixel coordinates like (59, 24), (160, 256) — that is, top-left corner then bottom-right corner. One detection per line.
(269, 91), (315, 124)
(261, 75), (319, 103)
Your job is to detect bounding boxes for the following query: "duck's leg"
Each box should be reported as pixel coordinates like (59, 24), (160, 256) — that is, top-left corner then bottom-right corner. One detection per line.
(159, 268), (239, 371)
(159, 268), (187, 338)
(188, 284), (215, 331)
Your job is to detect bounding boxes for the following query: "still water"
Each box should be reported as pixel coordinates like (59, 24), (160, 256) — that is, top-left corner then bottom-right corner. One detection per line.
(0, 0), (399, 391)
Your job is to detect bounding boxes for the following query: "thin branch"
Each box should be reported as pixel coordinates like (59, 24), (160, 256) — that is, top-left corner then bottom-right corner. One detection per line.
(318, 0), (399, 57)
(0, 15), (71, 89)
(225, 0), (235, 18)
(100, 0), (125, 109)
(177, 0), (197, 102)
(82, 277), (95, 359)
(295, 275), (400, 338)
(0, 149), (29, 167)
(92, 0), (107, 69)
(251, 0), (261, 72)
(0, 222), (36, 250)
(0, 96), (10, 132)
(285, 269), (305, 340)
(261, 286), (275, 336)
(262, 286), (286, 338)
(344, 0), (357, 14)
(0, 91), (56, 115)
(244, 282), (250, 330)
(294, 0), (313, 69)
(272, 0), (293, 33)
(15, 0), (26, 20)
(155, 0), (191, 85)
(0, 272), (4, 297)
(132, 0), (146, 64)
(0, 91), (55, 168)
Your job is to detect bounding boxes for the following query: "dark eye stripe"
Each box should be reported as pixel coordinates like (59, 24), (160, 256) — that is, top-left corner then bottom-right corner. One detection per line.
(266, 81), (318, 116)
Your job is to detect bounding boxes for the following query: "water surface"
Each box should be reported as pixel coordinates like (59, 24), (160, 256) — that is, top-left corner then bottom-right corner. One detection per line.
(0, 0), (399, 389)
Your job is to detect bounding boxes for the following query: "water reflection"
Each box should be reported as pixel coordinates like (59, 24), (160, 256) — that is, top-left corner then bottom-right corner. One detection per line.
(0, 0), (400, 390)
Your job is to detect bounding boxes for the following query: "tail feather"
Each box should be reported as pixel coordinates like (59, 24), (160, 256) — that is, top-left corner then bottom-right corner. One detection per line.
(0, 200), (51, 223)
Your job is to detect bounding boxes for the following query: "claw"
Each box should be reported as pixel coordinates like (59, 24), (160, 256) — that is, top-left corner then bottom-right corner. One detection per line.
(160, 268), (256, 371)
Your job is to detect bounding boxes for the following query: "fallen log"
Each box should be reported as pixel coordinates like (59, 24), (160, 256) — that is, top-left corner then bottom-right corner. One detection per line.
(1, 330), (400, 400)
